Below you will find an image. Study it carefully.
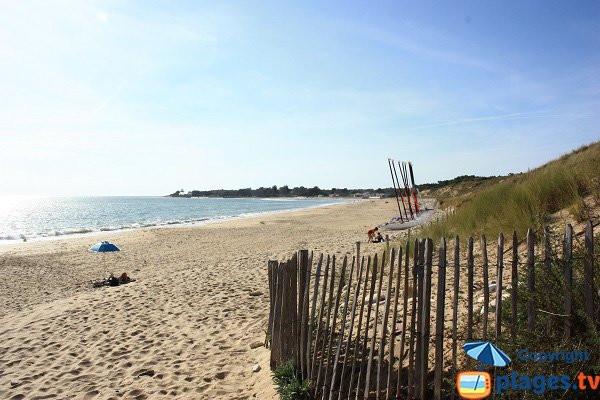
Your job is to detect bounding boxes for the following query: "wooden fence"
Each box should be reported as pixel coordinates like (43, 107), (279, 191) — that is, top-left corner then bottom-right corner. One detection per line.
(266, 221), (598, 399)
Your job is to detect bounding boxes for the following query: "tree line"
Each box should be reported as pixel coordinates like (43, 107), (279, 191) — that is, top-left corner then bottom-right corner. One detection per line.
(169, 186), (395, 198)
(168, 176), (493, 198)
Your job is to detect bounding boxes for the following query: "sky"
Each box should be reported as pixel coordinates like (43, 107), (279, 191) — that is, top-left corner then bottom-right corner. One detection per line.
(0, 1), (598, 196)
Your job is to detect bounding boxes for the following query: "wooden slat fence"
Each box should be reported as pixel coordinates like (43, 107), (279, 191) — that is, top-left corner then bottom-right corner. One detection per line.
(267, 221), (598, 399)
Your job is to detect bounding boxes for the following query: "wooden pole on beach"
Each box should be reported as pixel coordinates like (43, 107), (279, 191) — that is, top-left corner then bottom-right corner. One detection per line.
(356, 242), (361, 282)
(481, 236), (489, 340)
(396, 240), (411, 397)
(583, 221), (595, 334)
(337, 256), (366, 400)
(406, 239), (420, 399)
(495, 233), (504, 340)
(328, 256), (355, 399)
(467, 237), (474, 340)
(348, 256), (372, 399)
(418, 239), (433, 400)
(376, 248), (397, 399)
(527, 229), (535, 334)
(307, 253), (324, 380)
(322, 257), (348, 399)
(450, 236), (460, 400)
(387, 246), (404, 400)
(511, 231), (518, 339)
(311, 256), (331, 384)
(357, 254), (380, 400)
(316, 256), (336, 394)
(433, 239), (446, 400)
(563, 225), (573, 340)
(299, 250), (310, 379)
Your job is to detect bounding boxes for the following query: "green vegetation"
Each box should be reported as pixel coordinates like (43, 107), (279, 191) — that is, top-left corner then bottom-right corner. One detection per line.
(169, 185), (396, 198)
(423, 142), (600, 240)
(484, 229), (600, 399)
(272, 361), (311, 400)
(419, 174), (495, 191)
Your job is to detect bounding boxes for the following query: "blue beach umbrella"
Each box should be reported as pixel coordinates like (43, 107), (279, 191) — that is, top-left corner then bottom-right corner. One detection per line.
(89, 241), (120, 252)
(463, 341), (511, 367)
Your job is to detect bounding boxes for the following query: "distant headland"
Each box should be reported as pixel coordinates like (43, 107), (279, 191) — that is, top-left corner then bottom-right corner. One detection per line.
(167, 176), (494, 198)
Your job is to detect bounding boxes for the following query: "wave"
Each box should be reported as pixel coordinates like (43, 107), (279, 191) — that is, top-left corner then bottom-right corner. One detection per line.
(0, 198), (349, 244)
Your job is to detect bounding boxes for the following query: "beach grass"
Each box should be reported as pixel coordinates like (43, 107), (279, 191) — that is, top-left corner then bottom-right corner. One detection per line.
(422, 142), (600, 240)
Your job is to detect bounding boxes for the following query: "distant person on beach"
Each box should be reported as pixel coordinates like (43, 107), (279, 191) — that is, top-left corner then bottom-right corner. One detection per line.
(367, 227), (378, 242)
(119, 272), (131, 284)
(373, 232), (384, 243)
(108, 273), (119, 287)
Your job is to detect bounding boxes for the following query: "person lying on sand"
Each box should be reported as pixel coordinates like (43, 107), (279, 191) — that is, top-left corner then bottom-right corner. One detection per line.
(367, 227), (378, 242)
(91, 272), (135, 288)
(119, 272), (131, 284)
(108, 273), (119, 286)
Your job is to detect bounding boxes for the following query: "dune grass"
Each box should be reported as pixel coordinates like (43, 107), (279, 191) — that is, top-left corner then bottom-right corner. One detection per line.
(422, 142), (600, 240)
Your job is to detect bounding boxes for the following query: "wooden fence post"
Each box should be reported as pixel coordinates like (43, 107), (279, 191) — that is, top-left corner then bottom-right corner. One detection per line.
(584, 221), (595, 334)
(298, 250), (310, 379)
(269, 260), (282, 368)
(307, 254), (324, 380)
(495, 233), (504, 340)
(267, 260), (277, 348)
(322, 256), (348, 399)
(434, 239), (447, 400)
(337, 256), (367, 400)
(467, 237), (474, 340)
(289, 255), (299, 368)
(527, 229), (535, 334)
(364, 252), (386, 399)
(355, 254), (379, 400)
(407, 239), (420, 399)
(413, 239), (425, 399)
(419, 239), (433, 400)
(511, 231), (518, 339)
(563, 225), (573, 340)
(387, 247), (404, 400)
(377, 248), (397, 400)
(312, 256), (331, 386)
(356, 241), (361, 282)
(316, 256), (336, 395)
(348, 256), (372, 399)
(450, 236), (460, 400)
(544, 226), (552, 333)
(396, 241), (411, 398)
(481, 235), (489, 341)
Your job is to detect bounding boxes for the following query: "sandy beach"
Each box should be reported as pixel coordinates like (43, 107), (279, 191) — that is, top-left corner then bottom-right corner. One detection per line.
(0, 199), (406, 400)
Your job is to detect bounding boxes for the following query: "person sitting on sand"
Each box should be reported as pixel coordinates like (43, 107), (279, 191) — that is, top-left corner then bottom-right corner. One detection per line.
(373, 232), (384, 243)
(367, 227), (378, 242)
(119, 272), (131, 284)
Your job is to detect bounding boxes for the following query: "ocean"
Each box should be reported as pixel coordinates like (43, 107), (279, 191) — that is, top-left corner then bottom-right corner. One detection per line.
(0, 196), (349, 243)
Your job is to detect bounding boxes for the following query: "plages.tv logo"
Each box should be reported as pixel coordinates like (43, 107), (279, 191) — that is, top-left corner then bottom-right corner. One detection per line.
(456, 341), (511, 399)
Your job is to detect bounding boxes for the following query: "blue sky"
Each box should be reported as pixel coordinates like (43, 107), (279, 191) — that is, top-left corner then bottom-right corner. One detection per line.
(0, 1), (598, 196)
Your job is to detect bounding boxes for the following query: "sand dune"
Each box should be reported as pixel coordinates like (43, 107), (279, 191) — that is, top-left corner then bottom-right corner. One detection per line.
(0, 199), (406, 399)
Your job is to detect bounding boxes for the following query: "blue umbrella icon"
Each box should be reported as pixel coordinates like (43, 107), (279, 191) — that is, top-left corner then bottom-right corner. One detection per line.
(463, 341), (511, 367)
(89, 241), (120, 252)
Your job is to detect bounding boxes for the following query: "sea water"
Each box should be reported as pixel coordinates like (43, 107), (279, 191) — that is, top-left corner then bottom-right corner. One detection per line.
(0, 196), (349, 243)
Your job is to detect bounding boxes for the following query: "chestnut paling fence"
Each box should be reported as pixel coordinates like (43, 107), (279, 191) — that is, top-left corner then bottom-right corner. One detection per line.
(266, 221), (598, 400)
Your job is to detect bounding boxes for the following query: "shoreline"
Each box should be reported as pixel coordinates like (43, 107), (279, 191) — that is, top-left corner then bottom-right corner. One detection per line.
(0, 198), (360, 247)
(0, 199), (400, 399)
